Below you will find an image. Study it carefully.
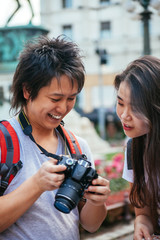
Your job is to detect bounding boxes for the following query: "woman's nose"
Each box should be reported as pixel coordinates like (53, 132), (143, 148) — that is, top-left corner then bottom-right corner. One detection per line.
(121, 110), (131, 121)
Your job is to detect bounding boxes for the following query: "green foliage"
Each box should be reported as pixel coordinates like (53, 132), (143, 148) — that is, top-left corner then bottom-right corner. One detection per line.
(104, 152), (116, 161)
(110, 178), (129, 193)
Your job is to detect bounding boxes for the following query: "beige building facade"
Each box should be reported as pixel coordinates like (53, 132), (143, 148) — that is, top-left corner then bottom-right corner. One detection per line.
(40, 0), (160, 112)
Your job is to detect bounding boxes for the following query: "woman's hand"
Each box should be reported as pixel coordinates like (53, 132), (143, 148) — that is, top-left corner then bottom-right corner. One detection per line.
(134, 222), (152, 240)
(34, 159), (67, 192)
(134, 207), (154, 240)
(83, 176), (110, 206)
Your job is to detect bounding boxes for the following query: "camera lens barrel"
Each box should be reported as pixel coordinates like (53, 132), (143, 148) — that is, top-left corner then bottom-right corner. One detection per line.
(54, 178), (84, 214)
(54, 197), (73, 214)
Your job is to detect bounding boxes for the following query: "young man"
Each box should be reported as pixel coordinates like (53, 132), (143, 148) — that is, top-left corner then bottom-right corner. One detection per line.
(0, 36), (110, 240)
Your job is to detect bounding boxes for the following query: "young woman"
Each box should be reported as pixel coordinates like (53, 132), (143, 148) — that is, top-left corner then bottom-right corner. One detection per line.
(114, 55), (160, 240)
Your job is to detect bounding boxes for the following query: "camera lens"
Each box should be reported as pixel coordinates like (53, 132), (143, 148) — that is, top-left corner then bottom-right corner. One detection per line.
(54, 178), (83, 214)
(54, 198), (73, 214)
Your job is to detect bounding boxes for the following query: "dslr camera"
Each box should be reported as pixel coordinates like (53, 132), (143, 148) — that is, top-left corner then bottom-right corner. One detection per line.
(54, 155), (98, 214)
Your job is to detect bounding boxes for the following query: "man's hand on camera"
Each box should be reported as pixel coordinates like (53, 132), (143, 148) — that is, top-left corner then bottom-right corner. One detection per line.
(34, 159), (67, 192)
(83, 176), (110, 206)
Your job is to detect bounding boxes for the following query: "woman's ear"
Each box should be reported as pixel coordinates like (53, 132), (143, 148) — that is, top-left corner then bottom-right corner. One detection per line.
(23, 86), (30, 100)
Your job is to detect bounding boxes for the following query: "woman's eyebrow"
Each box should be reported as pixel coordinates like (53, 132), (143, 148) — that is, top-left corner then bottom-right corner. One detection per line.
(117, 95), (123, 101)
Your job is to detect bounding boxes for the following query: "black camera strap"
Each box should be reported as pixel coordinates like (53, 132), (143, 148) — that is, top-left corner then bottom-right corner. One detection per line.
(18, 111), (61, 161)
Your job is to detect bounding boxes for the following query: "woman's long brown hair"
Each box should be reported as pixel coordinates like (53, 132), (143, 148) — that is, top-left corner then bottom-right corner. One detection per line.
(114, 55), (160, 232)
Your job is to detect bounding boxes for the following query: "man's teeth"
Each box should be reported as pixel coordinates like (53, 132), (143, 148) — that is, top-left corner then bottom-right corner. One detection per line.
(49, 113), (61, 119)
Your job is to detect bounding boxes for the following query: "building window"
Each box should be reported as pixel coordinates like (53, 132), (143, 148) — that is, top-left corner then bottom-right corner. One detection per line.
(62, 25), (73, 40)
(100, 0), (110, 5)
(100, 21), (111, 39)
(96, 49), (109, 65)
(62, 0), (72, 8)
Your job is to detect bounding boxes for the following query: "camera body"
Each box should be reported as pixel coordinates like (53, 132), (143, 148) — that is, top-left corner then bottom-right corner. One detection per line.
(54, 155), (98, 214)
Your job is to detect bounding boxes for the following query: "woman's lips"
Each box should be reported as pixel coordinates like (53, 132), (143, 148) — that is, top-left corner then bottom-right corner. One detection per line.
(123, 123), (133, 131)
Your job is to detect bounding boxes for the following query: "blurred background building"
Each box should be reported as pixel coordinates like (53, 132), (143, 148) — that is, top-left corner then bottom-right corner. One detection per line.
(40, 0), (160, 112)
(0, 0), (160, 141)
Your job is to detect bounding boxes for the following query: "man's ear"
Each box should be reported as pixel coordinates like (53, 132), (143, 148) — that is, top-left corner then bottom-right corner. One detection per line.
(23, 86), (30, 100)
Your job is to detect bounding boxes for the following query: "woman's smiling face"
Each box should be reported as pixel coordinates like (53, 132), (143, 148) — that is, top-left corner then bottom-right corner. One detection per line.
(116, 81), (149, 138)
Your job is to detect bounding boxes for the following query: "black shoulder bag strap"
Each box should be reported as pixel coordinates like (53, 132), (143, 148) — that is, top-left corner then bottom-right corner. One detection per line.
(127, 138), (132, 170)
(0, 121), (23, 196)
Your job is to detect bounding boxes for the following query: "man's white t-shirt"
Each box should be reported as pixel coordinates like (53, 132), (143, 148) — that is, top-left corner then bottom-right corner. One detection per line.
(0, 117), (94, 240)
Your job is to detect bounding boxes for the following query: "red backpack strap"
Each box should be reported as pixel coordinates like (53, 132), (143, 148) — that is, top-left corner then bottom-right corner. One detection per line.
(56, 124), (87, 160)
(0, 121), (23, 196)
